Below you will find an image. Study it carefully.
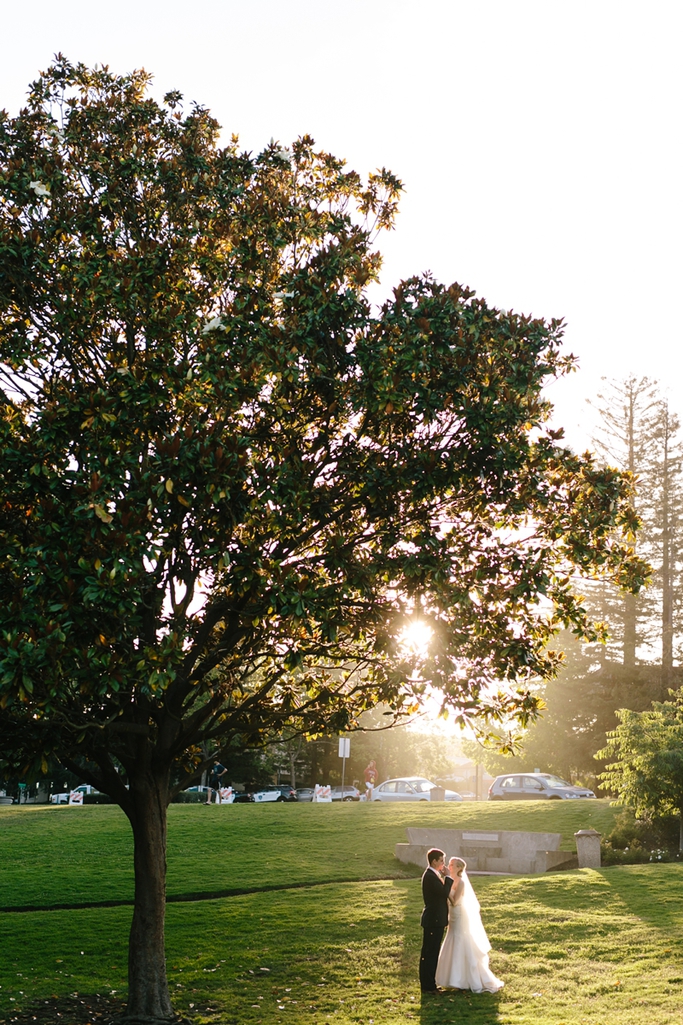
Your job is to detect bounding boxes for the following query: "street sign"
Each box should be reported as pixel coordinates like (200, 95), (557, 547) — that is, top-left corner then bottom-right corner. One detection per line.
(338, 736), (350, 793)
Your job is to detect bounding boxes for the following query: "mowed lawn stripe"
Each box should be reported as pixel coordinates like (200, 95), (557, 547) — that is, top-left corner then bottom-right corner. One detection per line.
(0, 876), (410, 915)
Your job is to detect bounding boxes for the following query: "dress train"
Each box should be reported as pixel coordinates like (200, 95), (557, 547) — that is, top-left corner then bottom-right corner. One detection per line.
(435, 873), (504, 993)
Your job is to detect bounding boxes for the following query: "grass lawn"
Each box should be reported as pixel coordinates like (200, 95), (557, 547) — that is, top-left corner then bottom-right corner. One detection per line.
(0, 798), (619, 908)
(3, 801), (682, 1024)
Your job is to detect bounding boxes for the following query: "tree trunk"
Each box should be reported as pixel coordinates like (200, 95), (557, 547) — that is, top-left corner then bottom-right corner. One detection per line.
(660, 405), (674, 693)
(622, 386), (638, 669)
(622, 592), (637, 669)
(662, 498), (673, 690)
(124, 773), (176, 1024)
(680, 805), (683, 853)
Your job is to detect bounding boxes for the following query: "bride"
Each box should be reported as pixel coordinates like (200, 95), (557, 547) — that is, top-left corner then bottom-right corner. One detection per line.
(435, 857), (504, 993)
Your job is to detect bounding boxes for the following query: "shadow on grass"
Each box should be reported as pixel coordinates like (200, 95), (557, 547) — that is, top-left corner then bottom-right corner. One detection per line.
(0, 994), (126, 1025)
(599, 864), (683, 940)
(419, 989), (503, 1024)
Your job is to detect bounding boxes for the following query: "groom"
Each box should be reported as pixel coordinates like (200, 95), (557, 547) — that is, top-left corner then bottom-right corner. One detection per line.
(419, 847), (453, 993)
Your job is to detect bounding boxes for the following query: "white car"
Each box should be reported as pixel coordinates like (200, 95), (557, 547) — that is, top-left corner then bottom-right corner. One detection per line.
(50, 784), (100, 804)
(371, 776), (463, 802)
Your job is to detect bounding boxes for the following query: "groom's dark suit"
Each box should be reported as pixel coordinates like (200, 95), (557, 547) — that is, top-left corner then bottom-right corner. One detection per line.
(419, 866), (453, 992)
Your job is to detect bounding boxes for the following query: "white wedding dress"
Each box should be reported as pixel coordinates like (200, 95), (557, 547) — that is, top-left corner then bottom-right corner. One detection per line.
(435, 871), (504, 993)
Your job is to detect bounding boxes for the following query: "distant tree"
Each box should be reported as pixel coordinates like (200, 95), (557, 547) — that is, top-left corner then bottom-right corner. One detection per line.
(465, 381), (683, 789)
(196, 736), (274, 790)
(587, 378), (683, 678)
(270, 731), (305, 789)
(598, 690), (683, 851)
(587, 376), (659, 666)
(645, 399), (683, 686)
(463, 635), (606, 785)
(333, 707), (462, 785)
(463, 633), (668, 788)
(0, 61), (646, 1023)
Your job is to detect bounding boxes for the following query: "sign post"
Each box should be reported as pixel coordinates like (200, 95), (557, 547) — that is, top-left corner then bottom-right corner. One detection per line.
(338, 736), (350, 796)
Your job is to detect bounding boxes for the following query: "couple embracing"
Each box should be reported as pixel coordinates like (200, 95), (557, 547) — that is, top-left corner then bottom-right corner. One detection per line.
(419, 847), (504, 995)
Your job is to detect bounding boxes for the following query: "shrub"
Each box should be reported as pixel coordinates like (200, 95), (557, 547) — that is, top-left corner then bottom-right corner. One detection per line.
(601, 809), (681, 864)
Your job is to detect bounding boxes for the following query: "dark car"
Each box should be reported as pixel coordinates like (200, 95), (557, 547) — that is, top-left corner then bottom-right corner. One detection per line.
(272, 784), (297, 802)
(330, 785), (361, 802)
(488, 773), (596, 801)
(296, 787), (315, 802)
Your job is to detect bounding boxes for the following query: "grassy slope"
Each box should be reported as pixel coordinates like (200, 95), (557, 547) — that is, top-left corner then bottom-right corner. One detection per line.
(6, 800), (680, 1024)
(0, 799), (619, 908)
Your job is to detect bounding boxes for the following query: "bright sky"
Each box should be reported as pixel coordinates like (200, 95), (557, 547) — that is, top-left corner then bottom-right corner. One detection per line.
(1, 0), (680, 451)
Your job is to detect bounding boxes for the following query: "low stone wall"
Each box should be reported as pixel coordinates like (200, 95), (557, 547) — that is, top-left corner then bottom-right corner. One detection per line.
(395, 827), (579, 874)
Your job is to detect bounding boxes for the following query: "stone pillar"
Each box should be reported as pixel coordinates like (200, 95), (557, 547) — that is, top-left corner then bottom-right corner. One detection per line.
(574, 828), (602, 868)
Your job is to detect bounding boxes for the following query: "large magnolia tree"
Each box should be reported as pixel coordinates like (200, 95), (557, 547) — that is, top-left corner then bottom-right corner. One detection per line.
(0, 60), (647, 1023)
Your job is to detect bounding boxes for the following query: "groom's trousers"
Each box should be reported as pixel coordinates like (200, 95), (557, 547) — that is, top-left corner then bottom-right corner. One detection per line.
(419, 926), (444, 991)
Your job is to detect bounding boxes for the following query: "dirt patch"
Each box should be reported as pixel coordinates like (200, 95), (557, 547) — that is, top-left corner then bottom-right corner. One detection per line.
(0, 994), (125, 1025)
(0, 995), (202, 1025)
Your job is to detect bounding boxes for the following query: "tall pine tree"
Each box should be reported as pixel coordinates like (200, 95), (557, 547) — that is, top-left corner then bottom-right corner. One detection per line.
(645, 399), (683, 686)
(466, 379), (683, 787)
(587, 376), (659, 666)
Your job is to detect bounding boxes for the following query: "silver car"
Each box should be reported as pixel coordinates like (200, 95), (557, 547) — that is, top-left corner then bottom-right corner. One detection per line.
(488, 772), (596, 800)
(371, 776), (463, 802)
(330, 785), (361, 802)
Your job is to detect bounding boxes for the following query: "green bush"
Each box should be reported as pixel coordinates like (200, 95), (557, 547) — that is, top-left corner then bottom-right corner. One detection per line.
(172, 791), (206, 803)
(601, 840), (651, 865)
(601, 808), (682, 864)
(83, 793), (111, 805)
(647, 847), (683, 864)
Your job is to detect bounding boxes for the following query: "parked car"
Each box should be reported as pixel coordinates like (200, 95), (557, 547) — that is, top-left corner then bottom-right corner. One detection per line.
(50, 784), (100, 804)
(488, 773), (596, 800)
(296, 787), (315, 802)
(371, 777), (463, 802)
(250, 784), (297, 803)
(177, 785), (252, 804)
(231, 790), (253, 803)
(330, 785), (361, 802)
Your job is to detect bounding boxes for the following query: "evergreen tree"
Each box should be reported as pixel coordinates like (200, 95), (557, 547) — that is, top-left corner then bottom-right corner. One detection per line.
(645, 399), (683, 686)
(587, 378), (683, 677)
(466, 379), (683, 788)
(587, 376), (659, 666)
(463, 633), (667, 788)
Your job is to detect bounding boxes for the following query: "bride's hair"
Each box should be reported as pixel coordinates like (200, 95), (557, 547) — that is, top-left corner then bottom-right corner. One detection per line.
(449, 856), (467, 873)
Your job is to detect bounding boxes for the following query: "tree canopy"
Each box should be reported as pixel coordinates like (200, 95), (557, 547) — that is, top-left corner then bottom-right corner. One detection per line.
(0, 59), (648, 1022)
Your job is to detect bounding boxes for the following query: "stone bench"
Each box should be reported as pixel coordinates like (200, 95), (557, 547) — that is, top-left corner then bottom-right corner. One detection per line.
(395, 827), (580, 874)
